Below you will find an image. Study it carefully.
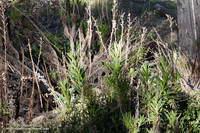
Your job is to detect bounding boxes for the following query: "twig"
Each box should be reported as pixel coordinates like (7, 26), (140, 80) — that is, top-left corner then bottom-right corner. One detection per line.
(28, 39), (43, 109)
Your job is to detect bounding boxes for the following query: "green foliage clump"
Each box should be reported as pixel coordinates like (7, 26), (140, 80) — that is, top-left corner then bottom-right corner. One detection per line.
(0, 104), (11, 116)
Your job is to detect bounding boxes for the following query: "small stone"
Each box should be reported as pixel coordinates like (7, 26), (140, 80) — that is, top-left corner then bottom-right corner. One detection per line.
(31, 115), (45, 124)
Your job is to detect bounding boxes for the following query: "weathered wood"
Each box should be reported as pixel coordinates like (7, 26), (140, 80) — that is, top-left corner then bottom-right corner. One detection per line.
(177, 0), (200, 80)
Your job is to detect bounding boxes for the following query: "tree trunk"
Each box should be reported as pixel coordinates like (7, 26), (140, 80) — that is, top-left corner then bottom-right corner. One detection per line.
(177, 0), (200, 88)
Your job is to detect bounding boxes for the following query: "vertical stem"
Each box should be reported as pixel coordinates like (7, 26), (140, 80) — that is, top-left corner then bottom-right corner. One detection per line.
(135, 81), (140, 119)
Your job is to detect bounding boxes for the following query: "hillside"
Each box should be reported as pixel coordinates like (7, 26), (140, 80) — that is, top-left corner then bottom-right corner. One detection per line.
(0, 0), (199, 133)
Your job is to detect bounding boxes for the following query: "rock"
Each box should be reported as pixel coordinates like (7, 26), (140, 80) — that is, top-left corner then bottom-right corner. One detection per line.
(31, 110), (60, 127)
(31, 115), (45, 124)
